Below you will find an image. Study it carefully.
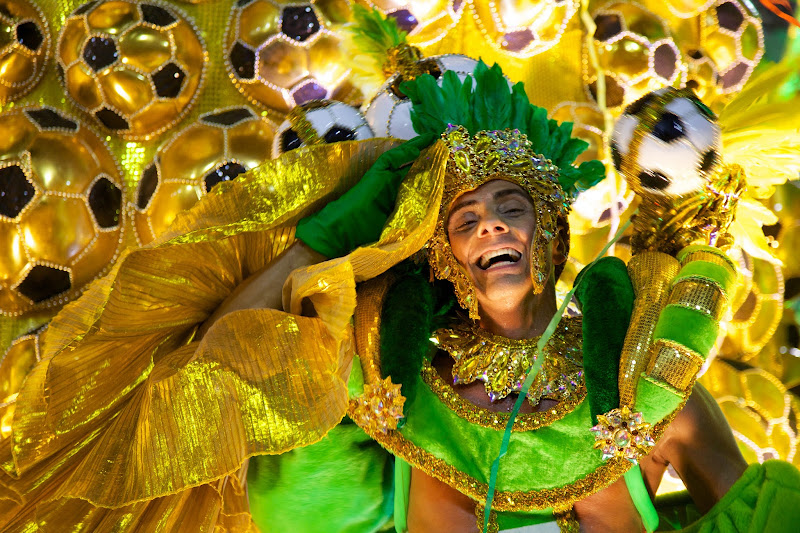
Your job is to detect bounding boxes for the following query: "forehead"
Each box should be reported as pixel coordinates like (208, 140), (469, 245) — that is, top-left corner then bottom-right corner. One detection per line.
(448, 179), (532, 215)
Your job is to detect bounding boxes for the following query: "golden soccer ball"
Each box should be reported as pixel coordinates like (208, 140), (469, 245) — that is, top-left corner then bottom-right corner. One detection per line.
(272, 100), (373, 158)
(225, 0), (357, 114)
(359, 0), (463, 47)
(0, 0), (49, 104)
(698, 0), (763, 96)
(585, 2), (686, 109)
(471, 0), (577, 56)
(133, 106), (276, 245)
(56, 0), (206, 139)
(0, 107), (124, 316)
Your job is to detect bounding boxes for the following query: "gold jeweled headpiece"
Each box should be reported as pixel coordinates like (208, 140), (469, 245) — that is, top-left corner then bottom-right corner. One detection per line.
(427, 125), (572, 319)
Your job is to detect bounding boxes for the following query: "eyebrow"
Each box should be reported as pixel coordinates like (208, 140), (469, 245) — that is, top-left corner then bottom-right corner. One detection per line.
(448, 188), (531, 219)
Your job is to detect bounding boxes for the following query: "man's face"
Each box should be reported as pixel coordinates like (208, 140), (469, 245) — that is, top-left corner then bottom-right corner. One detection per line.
(446, 180), (541, 307)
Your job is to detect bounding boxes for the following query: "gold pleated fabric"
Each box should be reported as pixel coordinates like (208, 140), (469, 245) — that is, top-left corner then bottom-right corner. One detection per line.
(0, 138), (451, 531)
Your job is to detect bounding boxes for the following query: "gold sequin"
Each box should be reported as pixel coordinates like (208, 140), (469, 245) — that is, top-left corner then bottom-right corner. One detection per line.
(646, 339), (704, 392)
(618, 251), (680, 407)
(668, 278), (727, 321)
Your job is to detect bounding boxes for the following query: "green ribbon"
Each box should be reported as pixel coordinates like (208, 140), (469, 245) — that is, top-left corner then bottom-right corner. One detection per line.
(483, 217), (633, 531)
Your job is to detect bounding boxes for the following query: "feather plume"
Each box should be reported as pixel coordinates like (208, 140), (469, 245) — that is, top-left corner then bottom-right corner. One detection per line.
(400, 60), (605, 197)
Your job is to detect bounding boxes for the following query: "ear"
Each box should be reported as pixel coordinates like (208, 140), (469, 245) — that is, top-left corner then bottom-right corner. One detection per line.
(551, 218), (569, 266)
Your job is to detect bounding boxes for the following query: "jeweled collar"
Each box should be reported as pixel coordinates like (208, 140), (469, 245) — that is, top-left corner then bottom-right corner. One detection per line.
(431, 316), (583, 404)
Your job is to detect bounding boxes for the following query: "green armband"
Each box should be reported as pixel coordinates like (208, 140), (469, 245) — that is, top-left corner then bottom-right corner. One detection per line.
(296, 133), (438, 258)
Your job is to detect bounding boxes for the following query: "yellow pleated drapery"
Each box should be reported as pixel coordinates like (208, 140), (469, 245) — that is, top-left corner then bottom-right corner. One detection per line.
(0, 138), (448, 531)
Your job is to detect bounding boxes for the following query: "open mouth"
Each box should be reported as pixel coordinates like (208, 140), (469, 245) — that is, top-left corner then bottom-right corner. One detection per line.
(477, 248), (522, 270)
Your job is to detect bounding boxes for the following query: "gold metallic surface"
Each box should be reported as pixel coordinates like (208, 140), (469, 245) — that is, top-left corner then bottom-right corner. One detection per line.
(57, 0), (207, 140)
(0, 107), (124, 316)
(699, 0), (763, 96)
(132, 106), (276, 245)
(421, 361), (587, 432)
(0, 0), (50, 104)
(225, 0), (358, 114)
(720, 248), (784, 359)
(0, 329), (41, 438)
(0, 140), (402, 530)
(354, 272), (396, 384)
(352, 375), (406, 434)
(646, 339), (704, 391)
(668, 278), (726, 320)
(618, 251), (680, 407)
(432, 316), (583, 403)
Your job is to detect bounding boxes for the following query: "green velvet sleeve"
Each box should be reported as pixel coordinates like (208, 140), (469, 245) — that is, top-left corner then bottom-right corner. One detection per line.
(296, 134), (437, 258)
(680, 460), (800, 533)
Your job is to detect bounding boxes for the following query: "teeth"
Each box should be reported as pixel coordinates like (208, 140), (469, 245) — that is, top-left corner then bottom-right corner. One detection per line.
(478, 248), (521, 269)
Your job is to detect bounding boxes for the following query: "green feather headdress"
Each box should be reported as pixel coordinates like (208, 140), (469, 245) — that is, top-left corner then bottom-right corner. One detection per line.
(401, 61), (606, 197)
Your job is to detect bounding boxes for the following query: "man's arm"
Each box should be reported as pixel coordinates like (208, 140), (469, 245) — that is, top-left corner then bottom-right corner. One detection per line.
(197, 241), (326, 338)
(652, 383), (748, 513)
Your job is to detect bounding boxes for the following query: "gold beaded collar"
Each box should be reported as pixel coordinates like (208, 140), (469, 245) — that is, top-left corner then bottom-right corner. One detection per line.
(431, 316), (583, 404)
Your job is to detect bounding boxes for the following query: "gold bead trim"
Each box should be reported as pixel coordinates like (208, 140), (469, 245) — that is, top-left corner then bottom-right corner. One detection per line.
(646, 339), (704, 392)
(420, 361), (586, 432)
(475, 503), (500, 533)
(668, 278), (727, 321)
(554, 506), (580, 533)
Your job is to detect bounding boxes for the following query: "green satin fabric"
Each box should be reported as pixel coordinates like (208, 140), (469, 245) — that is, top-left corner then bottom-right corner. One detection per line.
(399, 370), (605, 494)
(248, 421), (394, 533)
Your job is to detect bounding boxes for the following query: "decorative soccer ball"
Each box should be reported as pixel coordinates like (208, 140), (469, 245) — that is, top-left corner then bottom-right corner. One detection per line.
(133, 107), (276, 245)
(0, 107), (124, 316)
(365, 54), (478, 139)
(611, 88), (721, 197)
(272, 100), (373, 158)
(56, 0), (206, 139)
(360, 1), (463, 47)
(698, 0), (763, 95)
(584, 2), (685, 109)
(225, 0), (357, 114)
(0, 0), (49, 104)
(471, 0), (577, 56)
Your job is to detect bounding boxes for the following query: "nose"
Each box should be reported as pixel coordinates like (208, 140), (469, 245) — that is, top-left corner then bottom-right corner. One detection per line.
(478, 213), (508, 236)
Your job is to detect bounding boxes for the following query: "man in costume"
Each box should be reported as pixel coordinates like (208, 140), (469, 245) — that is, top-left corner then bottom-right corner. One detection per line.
(205, 64), (800, 532)
(2, 61), (800, 533)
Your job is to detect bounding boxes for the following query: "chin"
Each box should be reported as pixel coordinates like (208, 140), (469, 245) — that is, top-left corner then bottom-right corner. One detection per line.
(478, 276), (535, 307)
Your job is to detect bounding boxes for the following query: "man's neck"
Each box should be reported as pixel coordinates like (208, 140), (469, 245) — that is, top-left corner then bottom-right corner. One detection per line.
(477, 282), (558, 340)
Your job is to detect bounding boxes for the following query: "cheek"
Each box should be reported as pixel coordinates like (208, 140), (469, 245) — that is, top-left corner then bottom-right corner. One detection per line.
(447, 233), (470, 266)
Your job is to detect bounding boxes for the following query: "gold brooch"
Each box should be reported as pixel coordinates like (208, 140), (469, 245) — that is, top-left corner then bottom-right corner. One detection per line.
(352, 376), (406, 434)
(590, 405), (655, 464)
